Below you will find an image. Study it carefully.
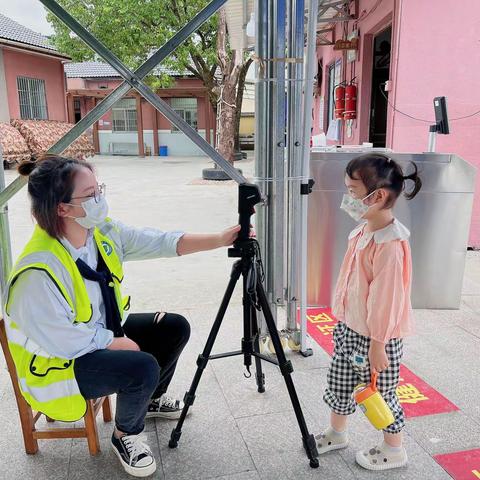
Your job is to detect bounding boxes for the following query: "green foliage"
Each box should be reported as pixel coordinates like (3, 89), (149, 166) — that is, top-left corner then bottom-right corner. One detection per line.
(47, 0), (219, 89)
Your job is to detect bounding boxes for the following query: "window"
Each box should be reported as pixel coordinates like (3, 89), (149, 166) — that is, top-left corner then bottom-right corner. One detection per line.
(326, 59), (342, 129)
(112, 98), (137, 132)
(315, 59), (323, 92)
(327, 63), (336, 128)
(170, 97), (198, 132)
(74, 99), (81, 123)
(17, 76), (48, 120)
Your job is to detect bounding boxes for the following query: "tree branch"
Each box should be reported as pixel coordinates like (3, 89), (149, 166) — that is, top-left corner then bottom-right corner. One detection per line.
(209, 63), (218, 77)
(185, 64), (203, 80)
(170, 0), (183, 24)
(217, 8), (229, 74)
(197, 30), (208, 51)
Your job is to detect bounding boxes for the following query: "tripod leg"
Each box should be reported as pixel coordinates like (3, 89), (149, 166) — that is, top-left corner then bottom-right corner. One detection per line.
(169, 261), (242, 448)
(242, 270), (253, 377)
(256, 282), (319, 468)
(251, 307), (265, 393)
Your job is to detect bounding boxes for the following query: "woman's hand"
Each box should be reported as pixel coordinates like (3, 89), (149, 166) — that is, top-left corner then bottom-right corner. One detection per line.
(368, 340), (389, 374)
(218, 225), (241, 247)
(107, 336), (140, 351)
(176, 225), (254, 255)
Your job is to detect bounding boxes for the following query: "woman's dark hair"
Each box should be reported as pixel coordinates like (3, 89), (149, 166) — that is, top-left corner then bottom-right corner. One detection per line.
(18, 155), (93, 238)
(345, 153), (422, 208)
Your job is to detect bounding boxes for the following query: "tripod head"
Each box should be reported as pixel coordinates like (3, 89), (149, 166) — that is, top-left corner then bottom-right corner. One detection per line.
(228, 183), (264, 258)
(236, 183), (263, 242)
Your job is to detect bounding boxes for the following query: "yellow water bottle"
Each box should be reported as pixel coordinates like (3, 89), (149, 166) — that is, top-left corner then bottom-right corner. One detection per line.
(354, 372), (395, 430)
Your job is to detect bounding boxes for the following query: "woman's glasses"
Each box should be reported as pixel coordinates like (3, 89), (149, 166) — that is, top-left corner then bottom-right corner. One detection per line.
(70, 183), (106, 204)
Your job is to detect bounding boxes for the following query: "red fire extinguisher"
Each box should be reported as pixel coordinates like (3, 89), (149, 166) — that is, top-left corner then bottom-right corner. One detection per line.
(344, 82), (357, 120)
(334, 85), (345, 119)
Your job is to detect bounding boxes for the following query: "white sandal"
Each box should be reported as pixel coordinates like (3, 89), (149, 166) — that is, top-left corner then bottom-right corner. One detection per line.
(315, 428), (349, 455)
(356, 443), (408, 471)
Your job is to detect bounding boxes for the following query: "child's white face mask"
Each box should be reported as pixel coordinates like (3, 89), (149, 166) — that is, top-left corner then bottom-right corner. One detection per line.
(340, 190), (377, 222)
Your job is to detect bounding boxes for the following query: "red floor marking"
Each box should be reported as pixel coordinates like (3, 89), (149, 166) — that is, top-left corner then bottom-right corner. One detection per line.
(302, 307), (459, 418)
(434, 449), (480, 480)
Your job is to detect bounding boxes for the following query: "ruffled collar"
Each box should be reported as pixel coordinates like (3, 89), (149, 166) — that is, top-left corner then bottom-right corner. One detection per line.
(349, 219), (410, 249)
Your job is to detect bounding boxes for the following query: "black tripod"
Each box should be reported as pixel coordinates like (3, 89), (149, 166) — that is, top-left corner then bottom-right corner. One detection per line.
(168, 234), (319, 468)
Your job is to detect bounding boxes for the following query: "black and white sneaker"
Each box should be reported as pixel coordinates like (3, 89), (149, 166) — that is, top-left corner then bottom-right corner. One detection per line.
(111, 432), (156, 477)
(145, 394), (187, 420)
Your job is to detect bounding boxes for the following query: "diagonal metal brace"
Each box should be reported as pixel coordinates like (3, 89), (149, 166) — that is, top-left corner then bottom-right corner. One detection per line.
(0, 0), (236, 208)
(41, 0), (246, 184)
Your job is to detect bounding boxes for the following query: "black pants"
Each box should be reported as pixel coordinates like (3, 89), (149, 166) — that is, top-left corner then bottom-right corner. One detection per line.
(74, 312), (190, 435)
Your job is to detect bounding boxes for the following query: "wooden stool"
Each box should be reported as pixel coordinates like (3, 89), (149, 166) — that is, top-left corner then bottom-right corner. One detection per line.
(0, 318), (112, 455)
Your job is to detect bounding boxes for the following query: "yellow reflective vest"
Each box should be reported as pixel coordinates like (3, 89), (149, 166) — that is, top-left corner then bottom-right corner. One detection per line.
(5, 220), (129, 421)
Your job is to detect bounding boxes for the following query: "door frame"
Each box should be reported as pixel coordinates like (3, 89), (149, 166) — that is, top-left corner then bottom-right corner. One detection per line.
(358, 13), (394, 145)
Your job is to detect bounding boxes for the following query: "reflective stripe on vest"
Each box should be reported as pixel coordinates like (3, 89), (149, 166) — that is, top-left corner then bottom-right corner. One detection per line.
(19, 377), (81, 402)
(4, 223), (126, 422)
(5, 322), (52, 357)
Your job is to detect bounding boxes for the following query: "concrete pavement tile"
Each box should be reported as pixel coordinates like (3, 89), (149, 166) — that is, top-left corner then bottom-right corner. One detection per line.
(462, 295), (480, 312)
(405, 411), (480, 455)
(236, 411), (355, 480)
(0, 433), (71, 480)
(402, 325), (480, 421)
(158, 417), (255, 480)
(463, 252), (480, 286)
(289, 368), (333, 429)
(155, 365), (235, 444)
(287, 343), (332, 372)
(205, 471), (261, 480)
(462, 276), (480, 296)
(211, 355), (302, 419)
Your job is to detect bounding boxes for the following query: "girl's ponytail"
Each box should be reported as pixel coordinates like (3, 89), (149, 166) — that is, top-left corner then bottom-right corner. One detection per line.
(403, 162), (422, 200)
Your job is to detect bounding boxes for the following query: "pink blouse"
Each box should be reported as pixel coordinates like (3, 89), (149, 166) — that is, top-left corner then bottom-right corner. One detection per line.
(332, 219), (414, 343)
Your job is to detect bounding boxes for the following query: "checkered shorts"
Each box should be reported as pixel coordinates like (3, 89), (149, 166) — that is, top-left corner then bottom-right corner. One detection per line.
(323, 322), (405, 433)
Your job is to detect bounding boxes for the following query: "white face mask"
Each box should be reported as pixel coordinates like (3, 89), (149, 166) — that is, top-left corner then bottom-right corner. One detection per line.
(67, 195), (109, 229)
(340, 191), (376, 222)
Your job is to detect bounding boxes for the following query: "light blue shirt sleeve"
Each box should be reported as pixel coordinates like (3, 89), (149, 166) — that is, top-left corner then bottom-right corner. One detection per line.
(7, 270), (113, 359)
(112, 220), (185, 261)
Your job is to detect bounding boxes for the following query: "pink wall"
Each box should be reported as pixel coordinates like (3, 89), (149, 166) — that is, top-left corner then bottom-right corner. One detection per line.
(67, 77), (86, 89)
(313, 0), (394, 144)
(3, 48), (67, 121)
(313, 0), (480, 245)
(390, 0), (480, 245)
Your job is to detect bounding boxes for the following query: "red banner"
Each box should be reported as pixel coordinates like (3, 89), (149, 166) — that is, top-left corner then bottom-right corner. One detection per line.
(303, 308), (458, 418)
(434, 449), (480, 480)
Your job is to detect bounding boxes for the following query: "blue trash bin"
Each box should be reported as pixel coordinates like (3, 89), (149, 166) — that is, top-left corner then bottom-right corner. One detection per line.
(159, 145), (168, 156)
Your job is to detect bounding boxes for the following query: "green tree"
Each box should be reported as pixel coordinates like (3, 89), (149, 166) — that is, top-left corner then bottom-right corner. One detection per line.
(48, 0), (252, 163)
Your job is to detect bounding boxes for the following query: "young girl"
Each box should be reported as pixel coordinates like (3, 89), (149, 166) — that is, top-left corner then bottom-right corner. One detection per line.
(316, 153), (422, 471)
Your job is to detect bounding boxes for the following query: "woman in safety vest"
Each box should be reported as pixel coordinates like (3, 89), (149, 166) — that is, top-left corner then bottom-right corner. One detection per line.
(5, 155), (241, 477)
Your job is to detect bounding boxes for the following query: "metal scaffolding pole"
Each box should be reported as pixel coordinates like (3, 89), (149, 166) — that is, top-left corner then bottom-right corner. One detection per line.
(271, 0), (287, 308)
(254, 0), (270, 310)
(255, 0), (287, 326)
(0, 0), (234, 210)
(0, 149), (12, 311)
(298, 0), (320, 354)
(286, 0), (305, 329)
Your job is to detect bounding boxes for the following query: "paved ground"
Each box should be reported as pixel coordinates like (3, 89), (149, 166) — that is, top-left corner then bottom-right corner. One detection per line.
(1, 154), (479, 479)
